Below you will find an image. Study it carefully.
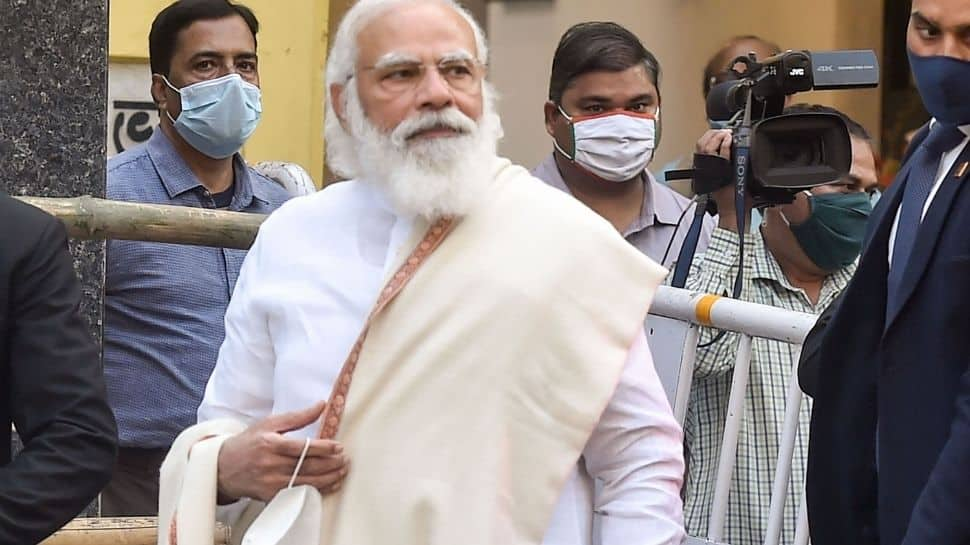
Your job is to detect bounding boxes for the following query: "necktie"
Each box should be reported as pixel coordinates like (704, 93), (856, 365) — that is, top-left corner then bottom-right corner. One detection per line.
(886, 123), (966, 317)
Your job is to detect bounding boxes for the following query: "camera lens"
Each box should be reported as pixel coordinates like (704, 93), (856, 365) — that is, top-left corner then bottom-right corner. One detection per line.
(750, 112), (851, 190)
(767, 135), (824, 168)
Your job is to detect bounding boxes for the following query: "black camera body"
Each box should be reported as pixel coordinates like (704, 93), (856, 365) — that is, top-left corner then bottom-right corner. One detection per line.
(697, 49), (879, 205)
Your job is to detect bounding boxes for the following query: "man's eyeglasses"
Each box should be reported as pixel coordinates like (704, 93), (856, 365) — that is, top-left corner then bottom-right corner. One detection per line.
(356, 58), (483, 95)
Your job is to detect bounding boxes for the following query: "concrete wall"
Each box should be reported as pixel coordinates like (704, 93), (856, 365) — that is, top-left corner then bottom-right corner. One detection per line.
(487, 0), (884, 173)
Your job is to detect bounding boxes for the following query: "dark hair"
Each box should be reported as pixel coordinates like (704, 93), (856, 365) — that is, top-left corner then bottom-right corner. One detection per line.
(149, 0), (259, 77)
(548, 22), (661, 104)
(702, 35), (781, 98)
(784, 103), (872, 141)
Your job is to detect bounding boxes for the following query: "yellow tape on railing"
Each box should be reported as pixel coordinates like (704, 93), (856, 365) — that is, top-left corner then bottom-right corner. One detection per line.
(695, 294), (722, 326)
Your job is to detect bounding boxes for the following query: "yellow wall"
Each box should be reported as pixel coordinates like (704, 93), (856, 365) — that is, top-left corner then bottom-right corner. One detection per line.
(109, 0), (330, 186)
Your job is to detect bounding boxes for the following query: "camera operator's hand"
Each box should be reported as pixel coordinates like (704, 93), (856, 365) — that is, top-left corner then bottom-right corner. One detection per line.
(695, 129), (753, 232)
(696, 129), (732, 160)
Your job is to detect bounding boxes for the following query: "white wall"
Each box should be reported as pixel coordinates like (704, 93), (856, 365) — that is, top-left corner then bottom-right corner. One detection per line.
(107, 62), (158, 157)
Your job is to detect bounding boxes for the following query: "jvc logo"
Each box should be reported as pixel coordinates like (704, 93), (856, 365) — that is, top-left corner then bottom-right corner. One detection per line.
(789, 67), (806, 76)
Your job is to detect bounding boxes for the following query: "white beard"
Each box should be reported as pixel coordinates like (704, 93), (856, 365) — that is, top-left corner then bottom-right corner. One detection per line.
(344, 83), (503, 220)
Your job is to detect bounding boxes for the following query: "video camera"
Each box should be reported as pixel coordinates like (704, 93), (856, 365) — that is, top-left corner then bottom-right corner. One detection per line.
(693, 49), (879, 206)
(665, 49), (879, 290)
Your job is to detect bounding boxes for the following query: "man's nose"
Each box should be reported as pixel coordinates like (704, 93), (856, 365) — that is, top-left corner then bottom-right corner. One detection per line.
(941, 35), (970, 61)
(217, 61), (241, 78)
(415, 68), (454, 110)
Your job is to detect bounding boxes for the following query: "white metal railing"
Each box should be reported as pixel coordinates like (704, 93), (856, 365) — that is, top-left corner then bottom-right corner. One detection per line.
(648, 285), (819, 545)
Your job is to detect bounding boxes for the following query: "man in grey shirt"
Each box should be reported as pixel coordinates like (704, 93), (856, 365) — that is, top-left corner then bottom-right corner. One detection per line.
(533, 22), (713, 266)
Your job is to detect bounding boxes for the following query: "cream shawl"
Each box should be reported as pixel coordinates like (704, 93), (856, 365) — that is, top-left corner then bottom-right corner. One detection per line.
(160, 158), (667, 545)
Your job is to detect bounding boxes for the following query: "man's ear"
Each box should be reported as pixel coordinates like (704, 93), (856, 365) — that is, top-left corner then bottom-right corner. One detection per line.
(543, 100), (558, 138)
(546, 101), (575, 159)
(330, 83), (349, 130)
(151, 74), (178, 120)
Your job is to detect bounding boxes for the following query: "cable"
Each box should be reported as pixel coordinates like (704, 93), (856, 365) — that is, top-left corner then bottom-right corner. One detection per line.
(670, 194), (711, 288)
(698, 91), (755, 349)
(697, 330), (728, 349)
(660, 195), (700, 268)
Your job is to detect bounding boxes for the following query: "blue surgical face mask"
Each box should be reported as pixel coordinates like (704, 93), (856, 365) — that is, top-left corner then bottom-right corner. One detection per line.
(161, 73), (262, 159)
(907, 50), (970, 126)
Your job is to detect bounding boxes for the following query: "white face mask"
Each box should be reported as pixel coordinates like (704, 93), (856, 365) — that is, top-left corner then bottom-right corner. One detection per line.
(554, 106), (658, 182)
(241, 438), (324, 545)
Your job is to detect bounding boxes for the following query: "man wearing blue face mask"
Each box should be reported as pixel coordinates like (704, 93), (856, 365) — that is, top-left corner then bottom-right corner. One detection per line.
(683, 104), (877, 545)
(533, 22), (715, 268)
(101, 0), (294, 516)
(807, 1), (970, 544)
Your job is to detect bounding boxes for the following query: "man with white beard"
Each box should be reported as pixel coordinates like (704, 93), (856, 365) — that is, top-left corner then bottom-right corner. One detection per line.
(158, 1), (684, 544)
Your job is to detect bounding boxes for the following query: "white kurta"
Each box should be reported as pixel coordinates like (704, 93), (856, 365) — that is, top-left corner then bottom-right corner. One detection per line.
(199, 178), (685, 545)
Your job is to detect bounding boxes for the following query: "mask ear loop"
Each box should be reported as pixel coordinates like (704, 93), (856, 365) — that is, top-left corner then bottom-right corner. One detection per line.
(155, 74), (182, 125)
(158, 75), (182, 95)
(778, 190), (814, 226)
(552, 105), (577, 161)
(286, 437), (312, 489)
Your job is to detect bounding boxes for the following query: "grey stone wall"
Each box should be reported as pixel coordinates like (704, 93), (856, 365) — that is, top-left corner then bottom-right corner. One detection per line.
(0, 0), (108, 518)
(0, 0), (108, 338)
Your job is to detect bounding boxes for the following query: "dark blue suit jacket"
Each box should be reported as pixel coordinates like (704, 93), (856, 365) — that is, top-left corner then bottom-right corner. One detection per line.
(0, 194), (117, 544)
(807, 125), (970, 545)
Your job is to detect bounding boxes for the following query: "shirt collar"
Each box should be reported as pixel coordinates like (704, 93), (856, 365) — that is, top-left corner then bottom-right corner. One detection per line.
(643, 170), (688, 226)
(929, 117), (970, 137)
(147, 129), (262, 208)
(533, 152), (682, 237)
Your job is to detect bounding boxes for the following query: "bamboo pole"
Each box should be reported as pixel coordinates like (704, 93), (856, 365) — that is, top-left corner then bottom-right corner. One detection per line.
(39, 517), (229, 544)
(16, 196), (266, 250)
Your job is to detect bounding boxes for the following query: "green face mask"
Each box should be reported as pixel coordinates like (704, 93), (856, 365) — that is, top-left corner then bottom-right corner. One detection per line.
(787, 192), (872, 271)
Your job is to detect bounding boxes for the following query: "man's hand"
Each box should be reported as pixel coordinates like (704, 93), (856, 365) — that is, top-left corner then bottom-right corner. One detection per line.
(696, 128), (733, 160)
(217, 401), (349, 502)
(695, 129), (753, 232)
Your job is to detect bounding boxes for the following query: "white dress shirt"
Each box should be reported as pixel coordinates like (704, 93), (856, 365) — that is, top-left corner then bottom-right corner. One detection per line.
(888, 122), (970, 262)
(199, 178), (685, 545)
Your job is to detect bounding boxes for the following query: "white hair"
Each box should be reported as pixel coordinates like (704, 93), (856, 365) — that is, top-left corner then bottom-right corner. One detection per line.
(344, 75), (502, 219)
(324, 0), (490, 178)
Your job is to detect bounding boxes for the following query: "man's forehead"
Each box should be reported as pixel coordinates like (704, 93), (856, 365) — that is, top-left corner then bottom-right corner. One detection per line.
(849, 137), (877, 183)
(912, 0), (970, 26)
(563, 66), (657, 102)
(356, 2), (477, 65)
(174, 16), (255, 58)
(850, 136), (875, 161)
